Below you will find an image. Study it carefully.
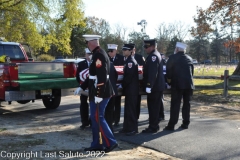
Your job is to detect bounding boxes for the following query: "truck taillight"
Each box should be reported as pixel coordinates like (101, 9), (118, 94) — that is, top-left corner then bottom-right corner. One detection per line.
(3, 66), (10, 86)
(8, 64), (18, 80)
(63, 62), (76, 78)
(3, 64), (19, 87)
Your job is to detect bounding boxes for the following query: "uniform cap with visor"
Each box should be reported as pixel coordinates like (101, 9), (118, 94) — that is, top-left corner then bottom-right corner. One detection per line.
(83, 35), (101, 43)
(122, 44), (134, 51)
(143, 39), (156, 49)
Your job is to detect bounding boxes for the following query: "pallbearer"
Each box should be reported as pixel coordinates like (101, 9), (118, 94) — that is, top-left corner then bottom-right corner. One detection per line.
(83, 34), (118, 153)
(119, 44), (139, 136)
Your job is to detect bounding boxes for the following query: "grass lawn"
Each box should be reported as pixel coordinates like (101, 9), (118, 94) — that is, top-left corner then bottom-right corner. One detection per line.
(193, 65), (240, 97)
(194, 65), (237, 76)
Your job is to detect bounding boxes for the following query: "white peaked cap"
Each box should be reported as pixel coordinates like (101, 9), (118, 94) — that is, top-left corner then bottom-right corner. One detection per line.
(176, 42), (187, 50)
(107, 44), (118, 50)
(85, 48), (91, 54)
(82, 35), (101, 41)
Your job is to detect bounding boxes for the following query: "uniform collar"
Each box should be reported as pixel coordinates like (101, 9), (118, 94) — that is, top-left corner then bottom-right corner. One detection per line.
(92, 46), (100, 53)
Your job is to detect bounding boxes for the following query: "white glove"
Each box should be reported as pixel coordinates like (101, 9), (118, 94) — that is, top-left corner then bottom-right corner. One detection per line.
(94, 78), (98, 88)
(166, 84), (171, 89)
(146, 87), (151, 93)
(74, 87), (83, 95)
(95, 96), (103, 103)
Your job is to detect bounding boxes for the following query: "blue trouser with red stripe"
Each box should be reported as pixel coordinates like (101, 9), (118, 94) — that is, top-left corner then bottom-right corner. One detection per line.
(90, 98), (117, 149)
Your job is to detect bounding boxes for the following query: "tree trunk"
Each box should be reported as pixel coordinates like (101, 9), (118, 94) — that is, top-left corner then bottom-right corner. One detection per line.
(233, 64), (240, 75)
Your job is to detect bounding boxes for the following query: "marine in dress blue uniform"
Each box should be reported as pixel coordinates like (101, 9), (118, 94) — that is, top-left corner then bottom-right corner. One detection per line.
(142, 39), (165, 133)
(83, 35), (118, 153)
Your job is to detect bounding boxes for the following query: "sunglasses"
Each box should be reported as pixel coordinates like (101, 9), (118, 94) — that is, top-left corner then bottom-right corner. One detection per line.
(85, 40), (89, 44)
(108, 49), (114, 52)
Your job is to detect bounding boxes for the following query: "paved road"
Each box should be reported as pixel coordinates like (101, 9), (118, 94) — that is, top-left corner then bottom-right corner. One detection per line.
(1, 96), (240, 160)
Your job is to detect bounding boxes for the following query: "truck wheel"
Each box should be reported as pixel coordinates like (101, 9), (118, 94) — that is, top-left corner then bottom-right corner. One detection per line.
(42, 96), (61, 109)
(17, 100), (31, 104)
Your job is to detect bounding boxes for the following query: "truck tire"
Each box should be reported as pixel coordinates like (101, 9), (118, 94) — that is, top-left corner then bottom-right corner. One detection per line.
(17, 100), (31, 104)
(42, 96), (61, 109)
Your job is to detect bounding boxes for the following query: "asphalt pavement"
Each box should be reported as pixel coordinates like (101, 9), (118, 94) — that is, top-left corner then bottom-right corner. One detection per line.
(115, 107), (240, 160)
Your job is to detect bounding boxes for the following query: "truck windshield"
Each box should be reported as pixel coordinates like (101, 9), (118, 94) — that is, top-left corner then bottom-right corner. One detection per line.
(0, 45), (25, 59)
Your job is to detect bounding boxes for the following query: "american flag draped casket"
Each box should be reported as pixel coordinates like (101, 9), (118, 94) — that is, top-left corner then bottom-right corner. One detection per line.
(79, 66), (143, 83)
(79, 66), (170, 96)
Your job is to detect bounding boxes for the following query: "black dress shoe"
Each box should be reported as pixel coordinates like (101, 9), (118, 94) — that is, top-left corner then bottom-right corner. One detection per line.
(125, 131), (138, 136)
(163, 125), (174, 131)
(84, 147), (104, 152)
(104, 143), (118, 153)
(114, 122), (119, 127)
(118, 129), (127, 133)
(142, 127), (159, 133)
(158, 117), (165, 122)
(180, 124), (188, 129)
(80, 124), (89, 130)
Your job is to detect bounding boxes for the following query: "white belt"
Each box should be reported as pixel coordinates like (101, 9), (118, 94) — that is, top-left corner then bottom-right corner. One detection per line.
(89, 75), (109, 79)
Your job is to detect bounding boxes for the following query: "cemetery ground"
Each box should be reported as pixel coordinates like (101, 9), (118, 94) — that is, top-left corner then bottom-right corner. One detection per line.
(0, 64), (239, 159)
(0, 90), (240, 160)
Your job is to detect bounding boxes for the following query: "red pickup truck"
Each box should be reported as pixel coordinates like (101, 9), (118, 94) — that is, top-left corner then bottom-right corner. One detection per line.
(0, 41), (79, 109)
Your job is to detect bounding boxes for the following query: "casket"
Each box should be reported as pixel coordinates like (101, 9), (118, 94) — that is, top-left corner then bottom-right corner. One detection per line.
(79, 66), (170, 96)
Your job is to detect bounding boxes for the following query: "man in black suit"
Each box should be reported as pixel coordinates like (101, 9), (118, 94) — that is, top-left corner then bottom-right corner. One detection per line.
(74, 48), (92, 130)
(164, 42), (195, 131)
(107, 44), (124, 127)
(129, 43), (145, 119)
(142, 39), (165, 133)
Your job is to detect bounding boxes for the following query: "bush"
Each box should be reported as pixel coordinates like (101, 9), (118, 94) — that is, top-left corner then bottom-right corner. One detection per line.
(37, 54), (54, 61)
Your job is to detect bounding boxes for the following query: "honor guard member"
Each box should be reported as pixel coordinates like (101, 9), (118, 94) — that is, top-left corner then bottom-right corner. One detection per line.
(83, 35), (118, 153)
(164, 42), (194, 131)
(107, 44), (124, 127)
(159, 53), (167, 122)
(129, 43), (145, 120)
(142, 39), (165, 133)
(74, 48), (92, 129)
(119, 44), (139, 136)
(104, 62), (118, 133)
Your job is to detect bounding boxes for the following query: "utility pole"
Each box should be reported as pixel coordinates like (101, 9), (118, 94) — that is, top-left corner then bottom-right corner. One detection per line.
(137, 20), (148, 39)
(137, 20), (148, 56)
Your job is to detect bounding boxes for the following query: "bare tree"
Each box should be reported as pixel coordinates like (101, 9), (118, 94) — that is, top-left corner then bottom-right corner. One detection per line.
(111, 23), (128, 41)
(155, 21), (190, 53)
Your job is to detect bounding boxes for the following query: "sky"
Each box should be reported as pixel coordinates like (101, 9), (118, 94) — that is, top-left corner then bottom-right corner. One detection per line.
(82, 0), (213, 40)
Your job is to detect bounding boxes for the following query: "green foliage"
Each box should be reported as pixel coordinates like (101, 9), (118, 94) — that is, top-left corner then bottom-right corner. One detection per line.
(165, 37), (182, 56)
(128, 31), (147, 57)
(101, 33), (125, 53)
(0, 0), (86, 56)
(53, 0), (86, 55)
(37, 54), (54, 62)
(188, 38), (210, 61)
(70, 23), (90, 58)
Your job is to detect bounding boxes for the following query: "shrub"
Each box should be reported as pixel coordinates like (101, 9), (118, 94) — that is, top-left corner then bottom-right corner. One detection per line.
(37, 54), (54, 62)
